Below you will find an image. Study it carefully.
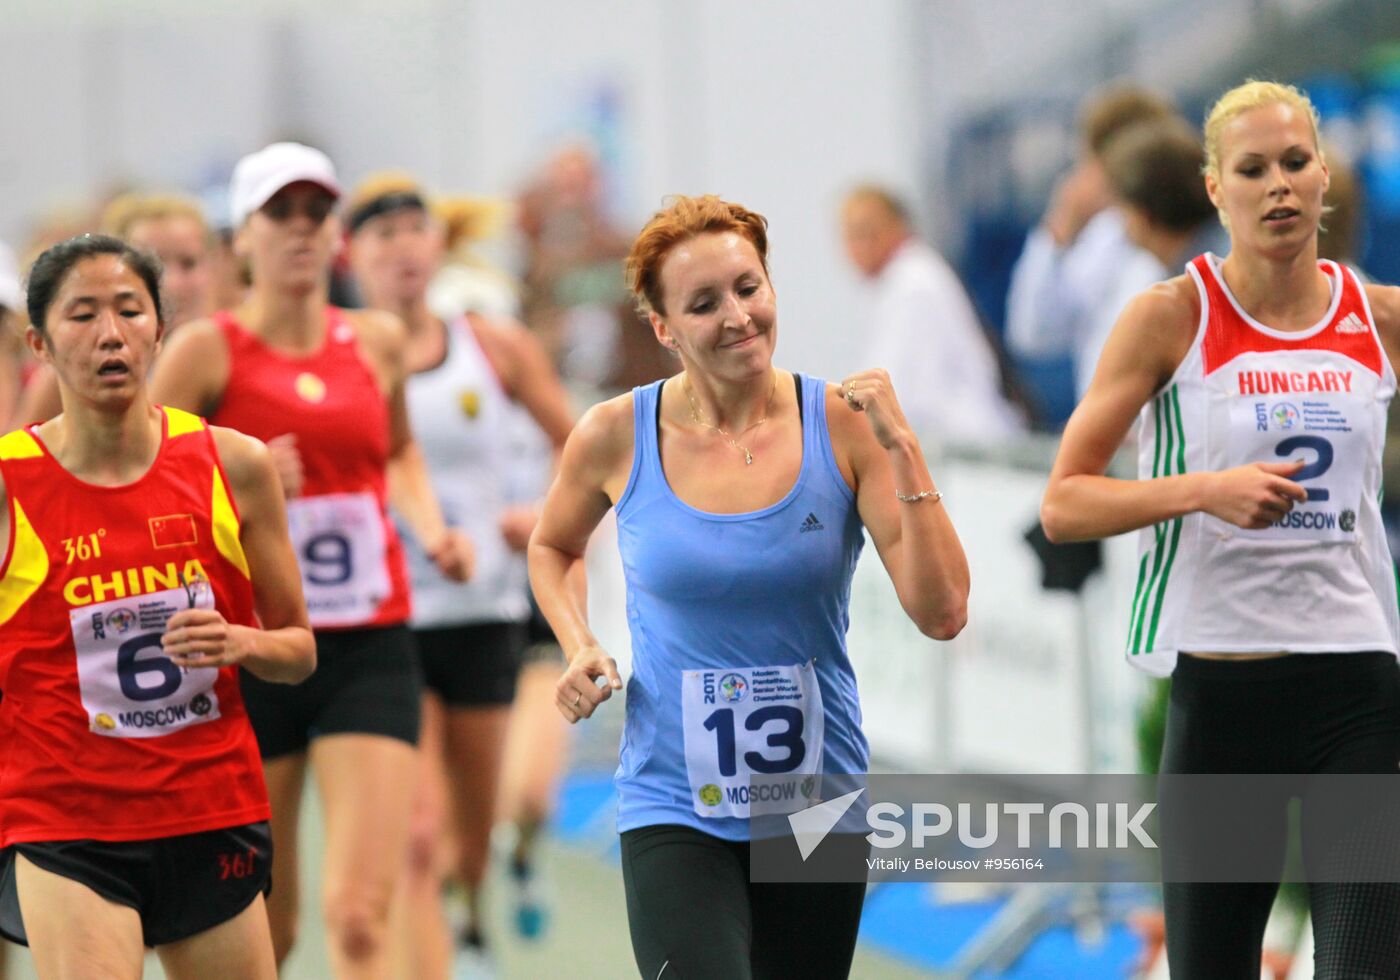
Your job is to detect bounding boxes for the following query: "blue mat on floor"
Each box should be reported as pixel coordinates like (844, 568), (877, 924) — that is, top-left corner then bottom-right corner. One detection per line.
(859, 882), (1142, 978)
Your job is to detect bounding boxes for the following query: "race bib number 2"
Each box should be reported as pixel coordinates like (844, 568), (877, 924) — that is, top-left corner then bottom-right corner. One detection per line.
(286, 492), (391, 627)
(681, 662), (825, 819)
(1228, 395), (1368, 542)
(69, 585), (220, 739)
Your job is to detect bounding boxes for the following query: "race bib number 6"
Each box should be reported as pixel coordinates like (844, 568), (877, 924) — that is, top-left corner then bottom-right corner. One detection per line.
(69, 584), (220, 739)
(681, 662), (825, 819)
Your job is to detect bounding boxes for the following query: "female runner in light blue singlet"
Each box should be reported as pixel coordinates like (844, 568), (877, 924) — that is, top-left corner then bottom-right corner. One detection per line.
(529, 195), (970, 979)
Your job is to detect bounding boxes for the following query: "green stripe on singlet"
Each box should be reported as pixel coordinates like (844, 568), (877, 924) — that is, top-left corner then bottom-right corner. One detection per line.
(1131, 391), (1175, 654)
(1127, 396), (1166, 651)
(1144, 385), (1187, 652)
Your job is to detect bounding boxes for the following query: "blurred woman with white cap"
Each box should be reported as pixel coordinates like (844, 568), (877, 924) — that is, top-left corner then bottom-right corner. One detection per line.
(151, 142), (473, 979)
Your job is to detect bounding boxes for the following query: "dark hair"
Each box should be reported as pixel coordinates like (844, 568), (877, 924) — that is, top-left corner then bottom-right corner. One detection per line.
(1101, 119), (1215, 233)
(25, 234), (164, 336)
(1082, 85), (1176, 157)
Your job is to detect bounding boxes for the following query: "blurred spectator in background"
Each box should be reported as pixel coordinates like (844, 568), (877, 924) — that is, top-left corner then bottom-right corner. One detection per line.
(209, 228), (250, 312)
(0, 240), (25, 425)
(1090, 117), (1224, 382)
(840, 185), (1025, 446)
(429, 195), (521, 320)
(12, 192), (219, 426)
(103, 192), (216, 326)
(1005, 85), (1176, 400)
(1317, 146), (1363, 270)
(518, 144), (674, 392)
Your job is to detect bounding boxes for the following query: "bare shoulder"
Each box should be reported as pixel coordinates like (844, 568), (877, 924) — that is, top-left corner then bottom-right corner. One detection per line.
(209, 426), (276, 492)
(1098, 275), (1200, 381)
(344, 308), (407, 358)
(1364, 282), (1400, 333)
(821, 380), (870, 446)
(1122, 275), (1199, 337)
(161, 317), (227, 362)
(568, 392), (635, 466)
(468, 313), (528, 372)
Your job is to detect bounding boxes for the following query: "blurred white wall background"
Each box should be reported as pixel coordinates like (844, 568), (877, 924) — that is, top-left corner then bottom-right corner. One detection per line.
(0, 0), (1343, 379)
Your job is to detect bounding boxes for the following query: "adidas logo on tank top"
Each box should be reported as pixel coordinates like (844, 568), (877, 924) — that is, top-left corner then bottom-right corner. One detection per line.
(800, 513), (824, 533)
(1336, 311), (1368, 334)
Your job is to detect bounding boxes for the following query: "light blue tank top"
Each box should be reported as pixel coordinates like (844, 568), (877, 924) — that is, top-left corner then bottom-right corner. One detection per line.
(614, 374), (868, 840)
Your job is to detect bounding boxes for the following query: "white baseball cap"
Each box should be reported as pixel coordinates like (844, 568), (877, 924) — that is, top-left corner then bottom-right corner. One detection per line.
(228, 142), (341, 227)
(0, 239), (20, 313)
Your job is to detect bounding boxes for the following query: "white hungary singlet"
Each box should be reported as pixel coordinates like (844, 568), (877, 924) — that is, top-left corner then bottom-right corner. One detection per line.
(1126, 253), (1400, 676)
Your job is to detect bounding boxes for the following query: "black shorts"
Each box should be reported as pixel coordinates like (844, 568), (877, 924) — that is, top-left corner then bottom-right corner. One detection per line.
(240, 624), (421, 759)
(0, 821), (271, 948)
(522, 594), (564, 667)
(620, 823), (867, 979)
(1161, 651), (1400, 979)
(413, 620), (526, 708)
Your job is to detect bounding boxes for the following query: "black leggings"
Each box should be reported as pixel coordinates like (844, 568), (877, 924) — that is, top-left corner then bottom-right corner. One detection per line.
(1161, 652), (1400, 980)
(620, 824), (867, 980)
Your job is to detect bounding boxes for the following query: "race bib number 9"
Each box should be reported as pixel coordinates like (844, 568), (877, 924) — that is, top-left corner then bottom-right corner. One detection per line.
(69, 585), (220, 739)
(681, 662), (825, 820)
(286, 492), (391, 627)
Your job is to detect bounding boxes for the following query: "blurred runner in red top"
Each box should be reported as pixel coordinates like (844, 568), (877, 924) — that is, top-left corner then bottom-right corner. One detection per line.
(151, 142), (471, 977)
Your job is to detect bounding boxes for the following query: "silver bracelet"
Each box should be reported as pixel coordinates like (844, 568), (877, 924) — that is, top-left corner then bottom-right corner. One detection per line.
(895, 489), (943, 504)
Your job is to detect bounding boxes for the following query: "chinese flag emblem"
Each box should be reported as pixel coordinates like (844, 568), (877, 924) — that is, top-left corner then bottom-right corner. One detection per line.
(150, 514), (198, 549)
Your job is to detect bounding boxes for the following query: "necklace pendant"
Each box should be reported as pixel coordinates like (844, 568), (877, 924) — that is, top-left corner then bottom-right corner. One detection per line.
(743, 450), (754, 465)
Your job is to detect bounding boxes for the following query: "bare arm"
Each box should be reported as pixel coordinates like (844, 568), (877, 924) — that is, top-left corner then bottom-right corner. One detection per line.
(526, 396), (631, 722)
(474, 316), (576, 549)
(832, 374), (968, 640)
(1365, 283), (1400, 372)
(473, 316), (576, 447)
(355, 310), (474, 582)
(161, 428), (315, 683)
(1041, 278), (1307, 542)
(148, 318), (229, 417)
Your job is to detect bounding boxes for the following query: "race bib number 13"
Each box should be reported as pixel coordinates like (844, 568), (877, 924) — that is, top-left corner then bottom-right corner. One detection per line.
(69, 585), (220, 739)
(681, 662), (825, 820)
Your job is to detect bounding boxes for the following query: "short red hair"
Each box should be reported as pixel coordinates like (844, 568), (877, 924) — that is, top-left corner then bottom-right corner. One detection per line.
(625, 195), (770, 315)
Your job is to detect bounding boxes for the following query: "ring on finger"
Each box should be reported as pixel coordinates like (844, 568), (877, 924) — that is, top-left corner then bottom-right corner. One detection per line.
(572, 692), (582, 708)
(844, 382), (856, 405)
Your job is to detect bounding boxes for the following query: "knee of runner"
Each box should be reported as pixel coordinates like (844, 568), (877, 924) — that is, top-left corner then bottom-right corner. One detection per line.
(324, 892), (390, 959)
(406, 825), (440, 876)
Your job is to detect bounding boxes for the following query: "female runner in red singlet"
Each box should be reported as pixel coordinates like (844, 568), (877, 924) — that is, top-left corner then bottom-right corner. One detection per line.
(151, 143), (472, 979)
(0, 234), (313, 979)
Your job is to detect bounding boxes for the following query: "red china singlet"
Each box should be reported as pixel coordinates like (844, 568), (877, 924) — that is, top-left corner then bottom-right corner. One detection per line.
(0, 407), (269, 845)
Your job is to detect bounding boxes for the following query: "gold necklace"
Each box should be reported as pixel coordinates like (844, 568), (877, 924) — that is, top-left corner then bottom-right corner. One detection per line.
(682, 371), (778, 466)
